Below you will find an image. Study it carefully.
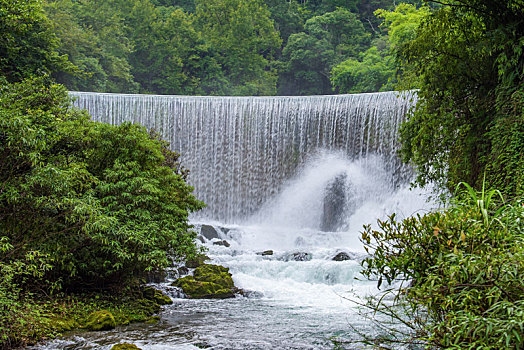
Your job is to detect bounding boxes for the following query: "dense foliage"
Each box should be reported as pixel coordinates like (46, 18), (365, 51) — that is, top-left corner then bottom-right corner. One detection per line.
(0, 77), (203, 288)
(361, 186), (524, 348)
(37, 0), (426, 95)
(0, 0), (73, 82)
(0, 77), (204, 346)
(397, 0), (524, 197)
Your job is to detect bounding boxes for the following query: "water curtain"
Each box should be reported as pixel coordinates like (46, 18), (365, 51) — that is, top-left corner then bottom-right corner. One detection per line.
(70, 91), (415, 223)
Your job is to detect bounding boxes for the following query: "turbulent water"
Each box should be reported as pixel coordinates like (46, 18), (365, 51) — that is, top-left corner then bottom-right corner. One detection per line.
(34, 91), (436, 349)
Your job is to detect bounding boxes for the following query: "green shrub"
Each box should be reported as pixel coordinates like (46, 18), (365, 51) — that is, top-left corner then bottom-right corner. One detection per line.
(360, 187), (524, 348)
(0, 77), (204, 289)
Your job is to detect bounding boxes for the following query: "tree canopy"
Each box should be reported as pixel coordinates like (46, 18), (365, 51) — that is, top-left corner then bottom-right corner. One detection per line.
(38, 0), (428, 95)
(397, 0), (523, 197)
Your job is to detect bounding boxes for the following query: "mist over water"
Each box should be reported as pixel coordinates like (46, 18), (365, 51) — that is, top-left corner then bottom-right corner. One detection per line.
(42, 91), (438, 349)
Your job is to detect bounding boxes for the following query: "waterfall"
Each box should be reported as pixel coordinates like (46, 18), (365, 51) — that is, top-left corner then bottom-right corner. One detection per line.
(70, 91), (416, 223)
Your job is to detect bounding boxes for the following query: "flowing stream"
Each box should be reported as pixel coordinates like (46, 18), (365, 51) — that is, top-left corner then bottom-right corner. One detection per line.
(34, 91), (435, 349)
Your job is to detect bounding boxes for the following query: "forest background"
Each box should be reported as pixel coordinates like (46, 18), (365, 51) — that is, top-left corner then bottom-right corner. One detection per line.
(4, 0), (428, 96)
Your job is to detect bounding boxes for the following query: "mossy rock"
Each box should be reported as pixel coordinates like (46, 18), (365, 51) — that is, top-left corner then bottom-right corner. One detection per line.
(172, 264), (236, 299)
(142, 287), (173, 305)
(46, 317), (79, 333)
(131, 299), (161, 320)
(111, 343), (142, 350)
(193, 264), (234, 289)
(84, 310), (116, 331)
(174, 276), (235, 299)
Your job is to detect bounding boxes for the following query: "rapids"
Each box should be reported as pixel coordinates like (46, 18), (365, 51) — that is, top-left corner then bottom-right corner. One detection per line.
(30, 91), (436, 349)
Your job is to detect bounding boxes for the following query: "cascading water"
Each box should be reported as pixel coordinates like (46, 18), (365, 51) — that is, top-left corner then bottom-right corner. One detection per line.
(70, 91), (416, 223)
(35, 91), (435, 349)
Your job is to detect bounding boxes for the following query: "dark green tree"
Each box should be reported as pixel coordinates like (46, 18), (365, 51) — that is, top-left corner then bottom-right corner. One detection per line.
(397, 0), (524, 196)
(0, 78), (204, 289)
(127, 2), (223, 95)
(45, 0), (139, 92)
(331, 42), (395, 93)
(195, 0), (282, 95)
(278, 8), (369, 95)
(0, 0), (72, 82)
(263, 0), (306, 44)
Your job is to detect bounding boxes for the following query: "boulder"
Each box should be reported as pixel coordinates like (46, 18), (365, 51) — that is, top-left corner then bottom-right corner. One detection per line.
(172, 264), (236, 299)
(85, 310), (116, 331)
(46, 317), (78, 333)
(142, 287), (173, 305)
(332, 252), (352, 261)
(213, 240), (230, 247)
(177, 266), (190, 276)
(257, 250), (273, 256)
(111, 344), (142, 350)
(320, 173), (348, 232)
(200, 224), (220, 240)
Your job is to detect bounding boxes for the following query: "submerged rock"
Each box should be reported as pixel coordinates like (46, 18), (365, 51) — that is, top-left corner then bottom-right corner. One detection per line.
(200, 224), (220, 240)
(111, 344), (142, 350)
(144, 316), (161, 324)
(292, 252), (311, 261)
(172, 264), (237, 299)
(332, 252), (352, 261)
(218, 226), (231, 235)
(280, 251), (312, 261)
(142, 287), (173, 305)
(85, 310), (116, 331)
(213, 240), (231, 247)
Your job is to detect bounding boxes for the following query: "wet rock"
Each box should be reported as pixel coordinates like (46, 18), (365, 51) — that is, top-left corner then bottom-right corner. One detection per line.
(172, 264), (236, 299)
(111, 344), (142, 350)
(257, 250), (273, 256)
(332, 252), (352, 261)
(320, 173), (347, 232)
(213, 240), (230, 247)
(240, 290), (264, 298)
(218, 226), (231, 235)
(196, 235), (205, 243)
(85, 310), (116, 331)
(292, 252), (311, 261)
(280, 251), (312, 261)
(145, 316), (160, 324)
(185, 254), (210, 268)
(145, 270), (166, 283)
(200, 224), (220, 240)
(142, 287), (173, 305)
(177, 266), (189, 276)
